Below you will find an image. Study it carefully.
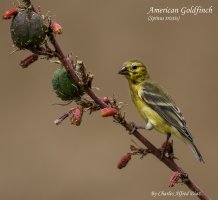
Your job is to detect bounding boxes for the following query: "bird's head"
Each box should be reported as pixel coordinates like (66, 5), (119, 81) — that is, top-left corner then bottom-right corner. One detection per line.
(118, 60), (150, 84)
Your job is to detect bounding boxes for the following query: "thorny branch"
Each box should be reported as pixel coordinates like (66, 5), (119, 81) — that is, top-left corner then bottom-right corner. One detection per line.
(10, 1), (210, 199)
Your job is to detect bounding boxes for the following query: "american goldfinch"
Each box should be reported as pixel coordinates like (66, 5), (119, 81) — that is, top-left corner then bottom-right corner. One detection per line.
(118, 60), (204, 163)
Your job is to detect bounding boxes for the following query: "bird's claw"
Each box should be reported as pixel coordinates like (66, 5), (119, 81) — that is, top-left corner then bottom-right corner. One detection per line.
(159, 139), (178, 160)
(159, 147), (166, 159)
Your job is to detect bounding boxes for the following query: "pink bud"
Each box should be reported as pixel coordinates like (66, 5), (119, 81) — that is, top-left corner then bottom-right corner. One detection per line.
(101, 108), (118, 117)
(169, 171), (182, 187)
(3, 8), (17, 19)
(50, 21), (63, 34)
(70, 107), (83, 126)
(117, 153), (132, 169)
(20, 54), (39, 68)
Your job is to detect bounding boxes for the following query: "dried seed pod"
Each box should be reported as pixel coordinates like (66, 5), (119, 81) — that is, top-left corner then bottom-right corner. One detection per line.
(52, 67), (84, 101)
(10, 8), (46, 49)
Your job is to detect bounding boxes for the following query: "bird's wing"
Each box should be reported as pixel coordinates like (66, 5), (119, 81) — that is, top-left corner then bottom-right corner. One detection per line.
(138, 81), (193, 142)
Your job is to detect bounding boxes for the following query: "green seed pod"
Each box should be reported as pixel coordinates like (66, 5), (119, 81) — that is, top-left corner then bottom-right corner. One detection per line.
(10, 9), (46, 49)
(52, 67), (84, 101)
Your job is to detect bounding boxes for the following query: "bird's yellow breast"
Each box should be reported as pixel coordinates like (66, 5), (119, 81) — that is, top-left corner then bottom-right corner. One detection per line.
(129, 83), (172, 134)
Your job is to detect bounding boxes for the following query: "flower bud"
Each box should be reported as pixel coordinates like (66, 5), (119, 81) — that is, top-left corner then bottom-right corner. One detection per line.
(3, 8), (17, 20)
(101, 108), (118, 117)
(20, 54), (39, 68)
(50, 21), (62, 34)
(169, 171), (182, 187)
(71, 107), (83, 126)
(117, 153), (132, 169)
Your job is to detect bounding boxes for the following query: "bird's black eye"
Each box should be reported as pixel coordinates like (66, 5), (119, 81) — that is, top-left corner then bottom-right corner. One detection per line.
(131, 65), (138, 70)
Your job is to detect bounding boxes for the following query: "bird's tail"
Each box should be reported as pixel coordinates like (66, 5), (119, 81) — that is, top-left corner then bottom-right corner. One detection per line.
(187, 140), (205, 163)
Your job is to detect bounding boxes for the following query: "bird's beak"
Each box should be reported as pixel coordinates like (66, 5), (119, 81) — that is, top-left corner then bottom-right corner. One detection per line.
(118, 67), (129, 75)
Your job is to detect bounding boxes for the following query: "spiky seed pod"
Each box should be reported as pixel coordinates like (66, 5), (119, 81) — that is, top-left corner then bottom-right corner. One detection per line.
(10, 8), (46, 49)
(52, 67), (84, 101)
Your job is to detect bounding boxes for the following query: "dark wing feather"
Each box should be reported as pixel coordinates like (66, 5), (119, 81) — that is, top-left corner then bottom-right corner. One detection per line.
(139, 82), (193, 142)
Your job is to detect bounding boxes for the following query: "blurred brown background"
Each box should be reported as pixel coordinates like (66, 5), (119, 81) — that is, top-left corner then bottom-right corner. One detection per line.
(1, 0), (218, 199)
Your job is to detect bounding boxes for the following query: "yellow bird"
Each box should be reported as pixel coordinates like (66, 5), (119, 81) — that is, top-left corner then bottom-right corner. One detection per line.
(118, 60), (204, 163)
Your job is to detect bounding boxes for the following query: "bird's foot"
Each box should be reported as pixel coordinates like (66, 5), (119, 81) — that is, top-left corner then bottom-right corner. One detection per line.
(159, 140), (178, 160)
(129, 122), (145, 134)
(159, 147), (165, 159)
(159, 133), (171, 159)
(159, 140), (171, 159)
